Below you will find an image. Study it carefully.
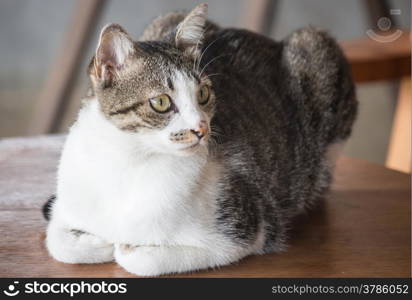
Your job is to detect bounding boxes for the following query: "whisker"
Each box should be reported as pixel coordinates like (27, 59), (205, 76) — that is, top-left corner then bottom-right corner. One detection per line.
(196, 35), (225, 73)
(205, 73), (222, 79)
(210, 124), (225, 144)
(199, 54), (228, 78)
(193, 25), (211, 73)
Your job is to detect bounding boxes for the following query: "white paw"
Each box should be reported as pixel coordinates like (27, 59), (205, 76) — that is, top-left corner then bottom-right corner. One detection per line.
(114, 244), (170, 276)
(46, 228), (114, 264)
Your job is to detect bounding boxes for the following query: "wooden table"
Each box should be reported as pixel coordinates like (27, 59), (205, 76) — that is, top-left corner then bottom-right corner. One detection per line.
(0, 136), (410, 277)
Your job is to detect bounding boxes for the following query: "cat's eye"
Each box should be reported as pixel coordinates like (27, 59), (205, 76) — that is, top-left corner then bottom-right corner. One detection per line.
(198, 85), (210, 105)
(149, 94), (172, 113)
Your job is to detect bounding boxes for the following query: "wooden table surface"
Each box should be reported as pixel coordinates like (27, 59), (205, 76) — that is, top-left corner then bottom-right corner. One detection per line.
(0, 135), (410, 278)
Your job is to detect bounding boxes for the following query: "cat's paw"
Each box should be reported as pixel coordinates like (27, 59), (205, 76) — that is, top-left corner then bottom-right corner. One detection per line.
(46, 226), (114, 264)
(114, 244), (170, 276)
(114, 244), (229, 276)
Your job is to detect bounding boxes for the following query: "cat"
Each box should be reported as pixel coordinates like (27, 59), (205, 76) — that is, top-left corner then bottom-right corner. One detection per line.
(44, 3), (357, 276)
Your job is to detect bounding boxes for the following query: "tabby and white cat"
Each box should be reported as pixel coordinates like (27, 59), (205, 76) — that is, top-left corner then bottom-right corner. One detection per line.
(45, 3), (357, 276)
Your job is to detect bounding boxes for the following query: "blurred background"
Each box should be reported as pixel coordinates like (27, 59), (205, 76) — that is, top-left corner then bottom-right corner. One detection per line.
(0, 0), (410, 171)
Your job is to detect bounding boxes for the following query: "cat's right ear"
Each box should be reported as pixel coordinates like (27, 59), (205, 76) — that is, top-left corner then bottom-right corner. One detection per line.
(175, 3), (208, 58)
(90, 23), (135, 88)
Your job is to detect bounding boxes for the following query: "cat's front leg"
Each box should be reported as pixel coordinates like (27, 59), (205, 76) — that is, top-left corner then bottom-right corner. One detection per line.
(46, 221), (114, 264)
(114, 243), (246, 276)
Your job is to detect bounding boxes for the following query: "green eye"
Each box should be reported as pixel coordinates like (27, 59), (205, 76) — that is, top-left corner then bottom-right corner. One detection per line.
(198, 85), (210, 105)
(149, 94), (172, 113)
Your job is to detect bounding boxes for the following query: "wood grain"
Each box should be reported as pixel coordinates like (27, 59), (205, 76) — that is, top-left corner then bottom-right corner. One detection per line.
(0, 136), (410, 277)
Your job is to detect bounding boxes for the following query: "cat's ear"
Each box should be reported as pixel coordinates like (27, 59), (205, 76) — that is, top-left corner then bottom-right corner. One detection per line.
(175, 3), (208, 58)
(91, 23), (135, 88)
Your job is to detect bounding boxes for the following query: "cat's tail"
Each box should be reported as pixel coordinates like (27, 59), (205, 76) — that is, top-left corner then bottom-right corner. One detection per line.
(283, 27), (358, 144)
(42, 195), (56, 221)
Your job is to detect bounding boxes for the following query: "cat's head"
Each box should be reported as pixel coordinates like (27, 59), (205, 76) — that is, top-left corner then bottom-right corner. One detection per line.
(89, 4), (214, 156)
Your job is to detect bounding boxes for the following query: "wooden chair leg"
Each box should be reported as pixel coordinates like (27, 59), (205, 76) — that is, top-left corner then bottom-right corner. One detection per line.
(239, 0), (277, 35)
(386, 76), (411, 173)
(28, 0), (107, 135)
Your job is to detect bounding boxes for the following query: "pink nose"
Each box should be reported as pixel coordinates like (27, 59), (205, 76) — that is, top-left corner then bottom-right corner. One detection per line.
(191, 121), (208, 139)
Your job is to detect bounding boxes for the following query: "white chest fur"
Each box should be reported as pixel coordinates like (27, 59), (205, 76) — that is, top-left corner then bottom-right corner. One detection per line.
(53, 99), (220, 247)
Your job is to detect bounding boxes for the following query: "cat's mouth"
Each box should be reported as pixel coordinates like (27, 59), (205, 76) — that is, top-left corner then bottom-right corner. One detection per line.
(178, 140), (205, 152)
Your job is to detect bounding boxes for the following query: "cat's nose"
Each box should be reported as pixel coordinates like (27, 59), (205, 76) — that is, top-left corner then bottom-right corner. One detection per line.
(191, 121), (208, 140)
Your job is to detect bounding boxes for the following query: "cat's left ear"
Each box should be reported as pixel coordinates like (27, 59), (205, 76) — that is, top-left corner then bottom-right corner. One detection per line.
(175, 3), (208, 58)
